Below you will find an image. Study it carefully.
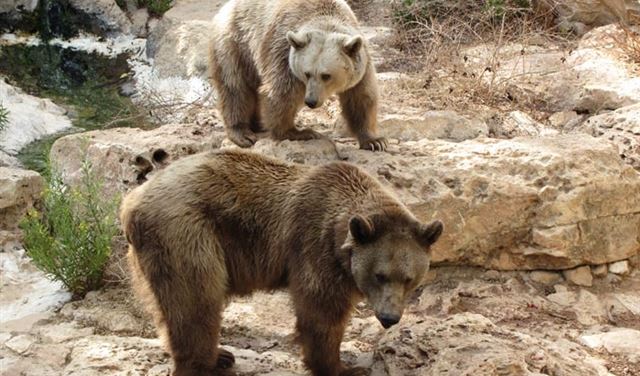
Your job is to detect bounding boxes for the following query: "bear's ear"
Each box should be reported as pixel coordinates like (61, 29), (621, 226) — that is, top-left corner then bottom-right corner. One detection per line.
(287, 31), (309, 50)
(415, 220), (443, 248)
(343, 36), (363, 57)
(349, 214), (375, 244)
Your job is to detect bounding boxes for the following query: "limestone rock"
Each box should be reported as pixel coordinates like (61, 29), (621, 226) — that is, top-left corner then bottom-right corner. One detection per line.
(591, 264), (608, 277)
(0, 167), (43, 231)
(496, 111), (559, 138)
(563, 266), (594, 287)
(463, 25), (640, 113)
(38, 323), (95, 344)
(0, 150), (19, 168)
(376, 313), (611, 375)
(0, 81), (72, 155)
(609, 260), (630, 275)
(147, 20), (214, 79)
(529, 270), (564, 285)
(549, 111), (584, 129)
(146, 0), (226, 79)
(581, 328), (640, 361)
(129, 8), (149, 38)
(5, 334), (34, 355)
(379, 111), (488, 142)
(552, 0), (640, 27)
(49, 123), (224, 198)
(49, 123), (640, 270)
(68, 0), (133, 35)
(583, 103), (640, 171)
(0, 248), (71, 332)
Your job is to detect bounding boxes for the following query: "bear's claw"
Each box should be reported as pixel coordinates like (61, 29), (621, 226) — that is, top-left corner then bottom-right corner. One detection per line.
(359, 137), (388, 152)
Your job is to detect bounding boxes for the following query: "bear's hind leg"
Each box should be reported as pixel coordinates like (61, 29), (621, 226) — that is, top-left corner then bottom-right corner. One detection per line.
(136, 244), (232, 375)
(162, 281), (231, 376)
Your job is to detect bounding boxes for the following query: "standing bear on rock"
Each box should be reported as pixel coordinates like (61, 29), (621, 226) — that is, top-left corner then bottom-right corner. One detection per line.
(209, 0), (387, 151)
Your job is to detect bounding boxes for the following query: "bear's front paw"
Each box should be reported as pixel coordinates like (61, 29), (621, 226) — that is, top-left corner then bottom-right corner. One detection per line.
(227, 123), (258, 148)
(359, 137), (388, 152)
(339, 366), (371, 376)
(216, 348), (235, 369)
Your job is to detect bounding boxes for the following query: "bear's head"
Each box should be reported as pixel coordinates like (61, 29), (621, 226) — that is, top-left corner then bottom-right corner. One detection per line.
(287, 30), (368, 109)
(342, 211), (443, 329)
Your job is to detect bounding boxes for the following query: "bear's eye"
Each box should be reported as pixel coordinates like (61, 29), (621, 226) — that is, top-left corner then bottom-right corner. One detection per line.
(305, 72), (311, 79)
(321, 73), (331, 81)
(375, 273), (389, 284)
(404, 277), (413, 285)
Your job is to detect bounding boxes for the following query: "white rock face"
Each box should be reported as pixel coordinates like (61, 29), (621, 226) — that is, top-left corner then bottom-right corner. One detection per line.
(0, 248), (71, 332)
(49, 123), (640, 270)
(0, 81), (73, 156)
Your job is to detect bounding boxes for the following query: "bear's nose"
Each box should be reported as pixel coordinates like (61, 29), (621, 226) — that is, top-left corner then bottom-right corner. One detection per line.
(305, 98), (318, 109)
(376, 313), (400, 329)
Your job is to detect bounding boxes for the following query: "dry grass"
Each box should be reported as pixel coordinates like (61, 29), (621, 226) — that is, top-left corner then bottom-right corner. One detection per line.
(388, 0), (574, 115)
(614, 25), (640, 65)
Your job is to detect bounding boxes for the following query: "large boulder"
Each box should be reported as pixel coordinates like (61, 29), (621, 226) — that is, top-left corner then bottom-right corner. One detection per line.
(49, 123), (224, 198)
(49, 122), (640, 271)
(0, 167), (43, 231)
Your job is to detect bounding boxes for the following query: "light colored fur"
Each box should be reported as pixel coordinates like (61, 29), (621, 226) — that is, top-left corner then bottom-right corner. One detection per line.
(209, 0), (387, 151)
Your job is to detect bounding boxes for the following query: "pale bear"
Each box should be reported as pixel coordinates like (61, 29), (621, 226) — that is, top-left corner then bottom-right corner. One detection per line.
(209, 0), (387, 151)
(121, 150), (443, 376)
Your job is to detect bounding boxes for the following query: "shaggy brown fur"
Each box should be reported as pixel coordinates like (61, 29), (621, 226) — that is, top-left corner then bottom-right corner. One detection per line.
(209, 0), (386, 151)
(121, 150), (442, 376)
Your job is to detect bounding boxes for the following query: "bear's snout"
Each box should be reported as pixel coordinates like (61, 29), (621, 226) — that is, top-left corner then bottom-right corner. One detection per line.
(376, 313), (400, 329)
(305, 98), (319, 109)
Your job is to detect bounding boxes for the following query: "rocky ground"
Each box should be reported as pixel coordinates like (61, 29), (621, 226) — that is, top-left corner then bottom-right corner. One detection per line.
(1, 0), (640, 375)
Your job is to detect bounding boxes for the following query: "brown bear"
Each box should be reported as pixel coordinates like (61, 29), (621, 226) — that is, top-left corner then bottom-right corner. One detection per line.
(121, 150), (443, 376)
(209, 0), (387, 151)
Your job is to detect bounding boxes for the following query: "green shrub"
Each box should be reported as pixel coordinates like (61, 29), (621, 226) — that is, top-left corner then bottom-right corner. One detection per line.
(0, 103), (8, 133)
(138, 0), (173, 16)
(20, 160), (120, 298)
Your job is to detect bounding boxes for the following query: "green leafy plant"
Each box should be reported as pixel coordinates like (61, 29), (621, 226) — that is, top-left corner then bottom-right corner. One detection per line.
(0, 103), (8, 133)
(138, 0), (174, 16)
(20, 160), (120, 298)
